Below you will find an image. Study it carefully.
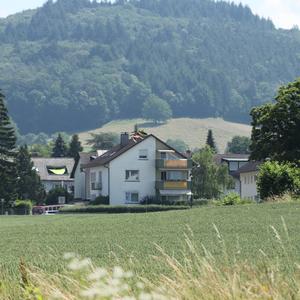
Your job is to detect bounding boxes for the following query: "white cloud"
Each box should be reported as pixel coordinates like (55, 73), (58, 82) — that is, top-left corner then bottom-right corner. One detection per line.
(234, 0), (300, 29)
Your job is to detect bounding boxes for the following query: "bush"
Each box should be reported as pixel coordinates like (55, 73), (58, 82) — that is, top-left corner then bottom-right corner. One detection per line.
(90, 196), (110, 205)
(258, 161), (300, 200)
(14, 200), (33, 215)
(140, 196), (190, 206)
(46, 187), (73, 205)
(221, 193), (241, 205)
(60, 205), (189, 214)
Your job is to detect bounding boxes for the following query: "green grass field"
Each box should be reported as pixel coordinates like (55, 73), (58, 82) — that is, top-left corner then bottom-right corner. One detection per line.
(1, 202), (300, 284)
(78, 118), (251, 152)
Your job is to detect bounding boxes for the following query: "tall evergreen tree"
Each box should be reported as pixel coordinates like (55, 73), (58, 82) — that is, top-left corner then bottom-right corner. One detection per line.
(206, 129), (217, 153)
(0, 91), (17, 207)
(15, 145), (45, 201)
(52, 133), (68, 157)
(68, 134), (83, 159)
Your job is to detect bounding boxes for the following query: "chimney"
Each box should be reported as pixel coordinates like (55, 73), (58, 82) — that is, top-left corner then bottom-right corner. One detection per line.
(120, 132), (129, 147)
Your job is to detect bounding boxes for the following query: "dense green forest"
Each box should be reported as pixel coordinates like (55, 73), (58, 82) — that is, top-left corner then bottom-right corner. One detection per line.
(0, 0), (300, 134)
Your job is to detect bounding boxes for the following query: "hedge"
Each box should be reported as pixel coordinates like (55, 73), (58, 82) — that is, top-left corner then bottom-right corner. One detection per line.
(60, 205), (189, 214)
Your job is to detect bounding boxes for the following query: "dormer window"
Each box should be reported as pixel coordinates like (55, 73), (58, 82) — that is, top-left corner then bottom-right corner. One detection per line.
(47, 166), (68, 175)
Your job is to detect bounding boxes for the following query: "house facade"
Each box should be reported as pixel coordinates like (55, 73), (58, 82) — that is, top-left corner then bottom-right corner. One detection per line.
(32, 157), (75, 193)
(236, 161), (261, 201)
(214, 154), (249, 195)
(78, 133), (192, 205)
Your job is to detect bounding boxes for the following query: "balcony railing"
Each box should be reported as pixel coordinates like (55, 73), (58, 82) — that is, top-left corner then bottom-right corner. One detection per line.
(156, 181), (192, 190)
(156, 159), (192, 169)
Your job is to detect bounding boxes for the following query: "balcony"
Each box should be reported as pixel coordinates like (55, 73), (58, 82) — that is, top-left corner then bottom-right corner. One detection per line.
(156, 159), (193, 169)
(156, 181), (192, 190)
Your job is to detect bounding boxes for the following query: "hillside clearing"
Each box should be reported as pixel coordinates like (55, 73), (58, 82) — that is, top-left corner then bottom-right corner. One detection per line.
(78, 118), (251, 152)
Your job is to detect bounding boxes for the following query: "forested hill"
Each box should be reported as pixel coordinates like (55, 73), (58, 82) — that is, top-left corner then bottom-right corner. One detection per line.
(1, 0), (300, 134)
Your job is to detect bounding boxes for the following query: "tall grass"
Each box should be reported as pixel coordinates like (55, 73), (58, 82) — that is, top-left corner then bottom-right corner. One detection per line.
(6, 218), (300, 299)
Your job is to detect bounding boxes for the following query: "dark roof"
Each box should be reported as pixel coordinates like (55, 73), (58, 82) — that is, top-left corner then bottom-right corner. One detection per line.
(82, 134), (186, 169)
(70, 152), (97, 178)
(236, 161), (262, 174)
(32, 157), (75, 181)
(214, 153), (250, 165)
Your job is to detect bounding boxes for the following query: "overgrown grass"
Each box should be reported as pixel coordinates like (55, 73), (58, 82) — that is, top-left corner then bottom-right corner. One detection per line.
(1, 203), (300, 298)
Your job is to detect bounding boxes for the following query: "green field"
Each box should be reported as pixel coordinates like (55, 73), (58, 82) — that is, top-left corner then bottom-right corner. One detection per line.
(78, 118), (251, 152)
(1, 203), (300, 283)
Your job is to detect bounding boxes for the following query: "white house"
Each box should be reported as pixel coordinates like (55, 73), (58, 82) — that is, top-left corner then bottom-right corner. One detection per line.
(75, 133), (192, 205)
(236, 161), (262, 201)
(214, 154), (249, 195)
(32, 157), (75, 193)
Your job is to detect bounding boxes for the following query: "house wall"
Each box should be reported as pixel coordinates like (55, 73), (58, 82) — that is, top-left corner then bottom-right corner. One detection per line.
(88, 166), (109, 200)
(42, 180), (74, 193)
(109, 137), (157, 205)
(74, 164), (86, 200)
(240, 171), (259, 201)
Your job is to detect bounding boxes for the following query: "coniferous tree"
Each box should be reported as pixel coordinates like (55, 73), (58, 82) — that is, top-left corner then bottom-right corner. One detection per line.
(15, 145), (45, 201)
(206, 129), (217, 153)
(68, 134), (83, 159)
(0, 91), (17, 208)
(52, 133), (68, 157)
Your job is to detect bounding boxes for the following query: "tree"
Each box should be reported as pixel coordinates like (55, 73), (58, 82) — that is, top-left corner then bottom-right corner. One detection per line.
(15, 145), (45, 202)
(52, 133), (68, 157)
(87, 132), (119, 150)
(166, 139), (188, 153)
(227, 136), (251, 154)
(192, 146), (233, 199)
(206, 129), (217, 153)
(250, 78), (300, 164)
(257, 161), (300, 200)
(142, 95), (172, 123)
(0, 91), (17, 207)
(68, 134), (83, 158)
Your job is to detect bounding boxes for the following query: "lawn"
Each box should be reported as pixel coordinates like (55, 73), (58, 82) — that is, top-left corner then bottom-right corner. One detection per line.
(1, 202), (300, 284)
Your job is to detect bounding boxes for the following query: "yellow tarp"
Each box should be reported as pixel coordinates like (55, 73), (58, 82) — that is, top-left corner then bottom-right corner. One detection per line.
(48, 168), (66, 175)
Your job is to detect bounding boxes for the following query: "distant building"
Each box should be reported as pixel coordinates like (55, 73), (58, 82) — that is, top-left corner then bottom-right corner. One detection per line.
(214, 154), (250, 195)
(32, 157), (75, 193)
(236, 161), (262, 201)
(73, 133), (192, 205)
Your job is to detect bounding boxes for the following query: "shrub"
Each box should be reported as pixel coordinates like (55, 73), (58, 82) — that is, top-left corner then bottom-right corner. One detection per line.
(140, 196), (191, 206)
(46, 187), (73, 205)
(14, 200), (33, 215)
(258, 161), (300, 200)
(90, 196), (110, 205)
(60, 205), (189, 214)
(220, 193), (242, 206)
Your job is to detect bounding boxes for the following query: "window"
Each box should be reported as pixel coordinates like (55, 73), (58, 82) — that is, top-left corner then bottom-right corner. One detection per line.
(160, 152), (167, 160)
(91, 172), (101, 190)
(229, 161), (239, 171)
(125, 192), (139, 203)
(139, 149), (148, 159)
(125, 170), (139, 181)
(161, 171), (187, 181)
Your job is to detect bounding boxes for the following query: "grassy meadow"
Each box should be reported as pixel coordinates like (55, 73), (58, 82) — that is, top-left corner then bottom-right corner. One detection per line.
(1, 203), (300, 298)
(78, 117), (252, 152)
(1, 203), (300, 276)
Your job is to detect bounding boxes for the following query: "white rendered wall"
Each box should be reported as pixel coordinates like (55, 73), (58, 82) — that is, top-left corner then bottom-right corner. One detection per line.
(74, 164), (86, 199)
(240, 171), (259, 200)
(88, 166), (109, 200)
(109, 137), (156, 205)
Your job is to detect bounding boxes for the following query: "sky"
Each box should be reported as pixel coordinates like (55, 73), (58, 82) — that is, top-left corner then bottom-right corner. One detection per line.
(0, 0), (300, 29)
